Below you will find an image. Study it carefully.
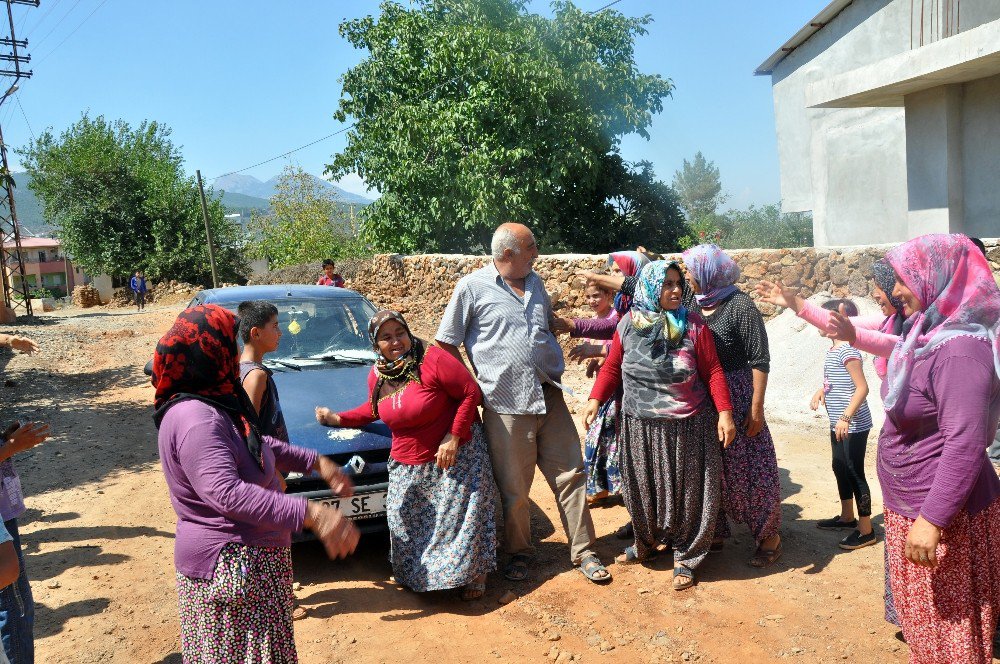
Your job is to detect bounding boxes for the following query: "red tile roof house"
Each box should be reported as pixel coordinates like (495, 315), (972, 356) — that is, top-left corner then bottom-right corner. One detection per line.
(2, 237), (88, 298)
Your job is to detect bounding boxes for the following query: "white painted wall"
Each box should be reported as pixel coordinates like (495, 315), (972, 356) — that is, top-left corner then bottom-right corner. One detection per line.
(961, 73), (1000, 237)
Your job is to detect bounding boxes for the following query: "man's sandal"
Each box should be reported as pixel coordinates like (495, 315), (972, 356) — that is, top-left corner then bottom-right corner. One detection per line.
(504, 554), (532, 582)
(579, 554), (612, 583)
(672, 566), (695, 591)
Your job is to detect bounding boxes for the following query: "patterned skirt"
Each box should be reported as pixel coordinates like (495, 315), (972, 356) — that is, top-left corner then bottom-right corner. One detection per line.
(584, 399), (621, 497)
(885, 501), (1000, 664)
(714, 367), (782, 544)
(618, 408), (722, 568)
(176, 543), (297, 664)
(386, 424), (498, 592)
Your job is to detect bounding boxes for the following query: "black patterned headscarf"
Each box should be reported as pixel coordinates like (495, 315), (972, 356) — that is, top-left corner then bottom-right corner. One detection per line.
(368, 310), (426, 418)
(871, 259), (906, 335)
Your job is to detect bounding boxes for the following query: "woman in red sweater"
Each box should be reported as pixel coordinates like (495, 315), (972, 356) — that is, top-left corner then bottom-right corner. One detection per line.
(315, 310), (497, 600)
(583, 261), (735, 591)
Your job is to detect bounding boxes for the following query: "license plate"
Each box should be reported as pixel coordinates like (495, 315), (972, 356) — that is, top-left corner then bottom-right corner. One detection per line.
(312, 490), (387, 520)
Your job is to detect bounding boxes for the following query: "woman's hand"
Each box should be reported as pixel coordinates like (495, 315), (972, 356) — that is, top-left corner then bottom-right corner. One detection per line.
(755, 280), (803, 313)
(718, 410), (736, 448)
(834, 419), (850, 442)
(582, 399), (601, 429)
(825, 306), (858, 345)
(568, 342), (601, 363)
(5, 421), (50, 454)
(550, 316), (576, 335)
(304, 502), (360, 560)
(743, 404), (765, 438)
(810, 389), (824, 411)
(435, 434), (461, 470)
(314, 455), (354, 497)
(315, 407), (341, 427)
(8, 336), (38, 355)
(904, 516), (942, 567)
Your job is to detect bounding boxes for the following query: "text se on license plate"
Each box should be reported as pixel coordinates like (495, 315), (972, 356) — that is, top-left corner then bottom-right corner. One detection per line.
(312, 490), (387, 520)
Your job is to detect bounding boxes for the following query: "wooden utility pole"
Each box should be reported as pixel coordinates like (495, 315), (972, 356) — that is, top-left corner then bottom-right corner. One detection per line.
(196, 170), (219, 289)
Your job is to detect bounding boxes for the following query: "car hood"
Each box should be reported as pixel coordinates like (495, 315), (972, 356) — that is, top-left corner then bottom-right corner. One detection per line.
(271, 363), (390, 456)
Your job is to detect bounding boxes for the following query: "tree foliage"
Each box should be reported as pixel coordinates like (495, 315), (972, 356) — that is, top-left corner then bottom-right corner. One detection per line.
(672, 151), (728, 223)
(717, 203), (813, 249)
(328, 0), (675, 253)
(19, 114), (246, 284)
(247, 165), (365, 269)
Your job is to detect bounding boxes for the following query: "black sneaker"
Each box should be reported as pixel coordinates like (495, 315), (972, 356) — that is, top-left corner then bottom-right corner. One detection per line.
(816, 516), (858, 530)
(839, 529), (877, 550)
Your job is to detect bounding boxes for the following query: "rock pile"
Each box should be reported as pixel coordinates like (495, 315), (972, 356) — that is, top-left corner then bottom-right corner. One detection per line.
(107, 280), (199, 308)
(71, 285), (102, 308)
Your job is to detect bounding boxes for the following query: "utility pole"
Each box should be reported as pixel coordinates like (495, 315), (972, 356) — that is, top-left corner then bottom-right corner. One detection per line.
(196, 170), (219, 289)
(0, 0), (37, 321)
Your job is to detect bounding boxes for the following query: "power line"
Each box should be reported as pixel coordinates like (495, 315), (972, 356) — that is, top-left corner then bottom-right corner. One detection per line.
(29, 0), (80, 50)
(34, 0), (108, 64)
(14, 90), (31, 139)
(22, 0), (61, 41)
(206, 0), (627, 182)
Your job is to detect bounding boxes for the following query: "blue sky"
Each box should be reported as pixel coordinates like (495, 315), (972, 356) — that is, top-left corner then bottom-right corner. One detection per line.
(2, 0), (827, 209)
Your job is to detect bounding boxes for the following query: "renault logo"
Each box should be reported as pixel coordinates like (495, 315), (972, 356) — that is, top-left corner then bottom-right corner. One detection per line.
(347, 455), (366, 474)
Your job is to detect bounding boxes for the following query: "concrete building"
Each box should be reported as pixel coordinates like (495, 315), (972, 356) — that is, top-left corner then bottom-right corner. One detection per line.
(756, 0), (1000, 246)
(2, 237), (87, 297)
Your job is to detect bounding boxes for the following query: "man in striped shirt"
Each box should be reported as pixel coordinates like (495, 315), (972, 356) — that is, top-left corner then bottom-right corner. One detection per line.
(436, 223), (611, 584)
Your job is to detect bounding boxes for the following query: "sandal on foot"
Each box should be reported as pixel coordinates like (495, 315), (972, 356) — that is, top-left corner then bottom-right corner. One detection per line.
(614, 521), (634, 540)
(749, 541), (782, 568)
(615, 545), (656, 565)
(579, 554), (612, 583)
(504, 554), (532, 582)
(292, 604), (308, 620)
(672, 566), (695, 591)
(461, 582), (486, 601)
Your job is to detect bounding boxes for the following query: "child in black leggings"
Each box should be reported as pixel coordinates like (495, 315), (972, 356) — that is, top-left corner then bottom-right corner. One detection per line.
(810, 299), (876, 551)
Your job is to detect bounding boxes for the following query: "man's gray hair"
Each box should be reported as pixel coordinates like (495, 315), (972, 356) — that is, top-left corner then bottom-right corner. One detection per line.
(491, 227), (521, 261)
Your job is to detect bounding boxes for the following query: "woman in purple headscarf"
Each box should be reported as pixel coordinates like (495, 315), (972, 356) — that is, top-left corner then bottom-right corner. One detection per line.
(682, 244), (783, 567)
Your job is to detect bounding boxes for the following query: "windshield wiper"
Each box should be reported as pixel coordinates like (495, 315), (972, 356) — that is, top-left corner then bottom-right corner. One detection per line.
(291, 353), (371, 365)
(263, 358), (302, 371)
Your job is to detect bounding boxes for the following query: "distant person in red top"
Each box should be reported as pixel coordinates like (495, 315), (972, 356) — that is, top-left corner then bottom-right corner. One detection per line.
(583, 260), (735, 591)
(316, 259), (345, 287)
(315, 310), (498, 600)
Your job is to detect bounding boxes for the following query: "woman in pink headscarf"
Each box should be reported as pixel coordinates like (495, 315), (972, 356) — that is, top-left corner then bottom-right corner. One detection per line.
(878, 234), (1000, 664)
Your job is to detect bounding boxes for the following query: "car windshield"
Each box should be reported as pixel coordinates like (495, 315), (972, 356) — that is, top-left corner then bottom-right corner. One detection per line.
(212, 296), (378, 362)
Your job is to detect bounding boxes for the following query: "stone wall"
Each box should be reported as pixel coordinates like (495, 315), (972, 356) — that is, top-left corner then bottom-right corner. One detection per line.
(337, 240), (1000, 337)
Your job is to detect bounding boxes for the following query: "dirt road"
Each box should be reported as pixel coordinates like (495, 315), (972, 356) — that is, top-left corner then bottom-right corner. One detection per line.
(0, 303), (917, 663)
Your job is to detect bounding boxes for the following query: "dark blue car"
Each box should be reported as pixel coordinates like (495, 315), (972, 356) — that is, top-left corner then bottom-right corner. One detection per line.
(188, 285), (392, 537)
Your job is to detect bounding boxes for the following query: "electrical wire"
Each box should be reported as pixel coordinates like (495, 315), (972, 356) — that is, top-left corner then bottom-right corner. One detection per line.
(34, 0), (110, 65)
(205, 0), (627, 181)
(15, 91), (33, 141)
(29, 0), (82, 51)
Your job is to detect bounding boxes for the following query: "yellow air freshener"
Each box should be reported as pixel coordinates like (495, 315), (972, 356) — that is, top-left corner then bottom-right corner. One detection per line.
(288, 319), (301, 335)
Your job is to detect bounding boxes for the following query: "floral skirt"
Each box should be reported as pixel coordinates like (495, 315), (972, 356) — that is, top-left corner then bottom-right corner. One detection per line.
(584, 399), (621, 497)
(714, 367), (782, 545)
(386, 424), (498, 591)
(176, 543), (296, 664)
(885, 501), (1000, 664)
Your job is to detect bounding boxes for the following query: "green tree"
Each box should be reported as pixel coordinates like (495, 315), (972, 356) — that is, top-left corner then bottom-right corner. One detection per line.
(328, 0), (673, 253)
(717, 203), (813, 249)
(247, 165), (364, 269)
(672, 152), (728, 224)
(19, 114), (246, 284)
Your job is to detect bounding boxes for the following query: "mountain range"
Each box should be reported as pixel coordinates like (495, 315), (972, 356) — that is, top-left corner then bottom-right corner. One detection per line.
(8, 171), (371, 238)
(213, 173), (373, 206)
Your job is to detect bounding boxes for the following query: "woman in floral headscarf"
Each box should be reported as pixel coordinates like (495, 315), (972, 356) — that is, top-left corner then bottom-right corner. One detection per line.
(583, 261), (736, 590)
(876, 234), (1000, 664)
(683, 243), (784, 567)
(315, 310), (498, 600)
(154, 305), (358, 664)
